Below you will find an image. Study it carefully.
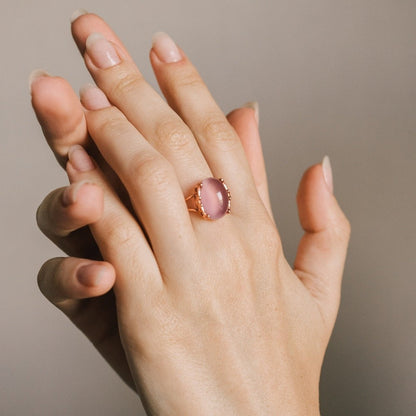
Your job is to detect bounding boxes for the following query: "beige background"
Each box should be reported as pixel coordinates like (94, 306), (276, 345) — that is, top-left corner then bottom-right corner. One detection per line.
(1, 0), (415, 414)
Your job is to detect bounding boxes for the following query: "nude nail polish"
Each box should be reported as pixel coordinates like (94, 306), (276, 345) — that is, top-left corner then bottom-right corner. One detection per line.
(152, 32), (182, 63)
(86, 33), (121, 69)
(62, 181), (92, 206)
(244, 101), (260, 125)
(68, 145), (95, 172)
(28, 69), (50, 92)
(80, 84), (111, 110)
(322, 155), (334, 194)
(70, 8), (88, 23)
(77, 263), (104, 287)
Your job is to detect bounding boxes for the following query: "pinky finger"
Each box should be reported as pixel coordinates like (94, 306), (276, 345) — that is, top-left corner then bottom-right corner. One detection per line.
(37, 257), (115, 313)
(226, 103), (274, 221)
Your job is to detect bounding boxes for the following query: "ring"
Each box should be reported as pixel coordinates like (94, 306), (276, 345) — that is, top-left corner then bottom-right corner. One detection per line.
(185, 178), (231, 220)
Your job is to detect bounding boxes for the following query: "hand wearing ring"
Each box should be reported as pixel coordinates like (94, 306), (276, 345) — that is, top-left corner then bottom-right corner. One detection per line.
(33, 11), (351, 415)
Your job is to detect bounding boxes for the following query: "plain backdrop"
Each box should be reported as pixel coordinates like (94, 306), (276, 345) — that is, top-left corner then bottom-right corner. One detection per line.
(1, 0), (415, 415)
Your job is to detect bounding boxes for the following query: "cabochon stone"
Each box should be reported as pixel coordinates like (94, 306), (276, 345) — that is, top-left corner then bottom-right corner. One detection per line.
(200, 178), (229, 220)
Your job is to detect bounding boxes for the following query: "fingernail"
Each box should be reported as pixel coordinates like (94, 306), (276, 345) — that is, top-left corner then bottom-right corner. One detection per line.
(322, 155), (334, 194)
(80, 84), (111, 110)
(244, 101), (259, 125)
(28, 69), (50, 92)
(86, 33), (121, 69)
(68, 145), (95, 172)
(152, 32), (182, 63)
(62, 180), (92, 207)
(77, 263), (105, 287)
(70, 8), (88, 23)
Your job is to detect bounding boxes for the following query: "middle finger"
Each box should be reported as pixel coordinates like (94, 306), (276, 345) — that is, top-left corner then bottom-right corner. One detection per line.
(73, 20), (211, 192)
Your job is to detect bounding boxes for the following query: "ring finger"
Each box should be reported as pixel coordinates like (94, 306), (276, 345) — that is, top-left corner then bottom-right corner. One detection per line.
(150, 32), (260, 214)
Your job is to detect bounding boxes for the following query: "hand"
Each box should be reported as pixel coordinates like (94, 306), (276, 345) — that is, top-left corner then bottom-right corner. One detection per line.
(32, 14), (268, 391)
(34, 12), (350, 415)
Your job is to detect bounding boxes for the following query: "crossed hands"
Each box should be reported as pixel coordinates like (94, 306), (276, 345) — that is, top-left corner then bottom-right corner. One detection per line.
(32, 11), (350, 415)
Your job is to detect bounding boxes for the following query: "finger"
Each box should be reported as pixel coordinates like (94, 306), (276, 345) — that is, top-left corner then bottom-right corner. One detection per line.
(30, 71), (88, 167)
(71, 11), (131, 57)
(37, 257), (115, 309)
(72, 14), (211, 193)
(293, 156), (351, 328)
(226, 103), (274, 220)
(36, 181), (104, 258)
(37, 256), (135, 389)
(150, 33), (262, 218)
(79, 87), (196, 269)
(30, 71), (127, 202)
(65, 145), (162, 299)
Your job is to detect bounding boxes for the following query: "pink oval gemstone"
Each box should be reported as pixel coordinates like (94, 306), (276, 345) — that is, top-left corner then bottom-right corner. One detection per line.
(200, 178), (229, 220)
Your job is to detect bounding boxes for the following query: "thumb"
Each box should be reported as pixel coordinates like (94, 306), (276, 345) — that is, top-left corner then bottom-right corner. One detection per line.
(294, 156), (351, 328)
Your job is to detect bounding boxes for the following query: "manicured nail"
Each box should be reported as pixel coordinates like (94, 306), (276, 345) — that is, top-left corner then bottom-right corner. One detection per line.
(68, 145), (95, 172)
(61, 180), (92, 207)
(244, 101), (259, 125)
(28, 69), (50, 92)
(70, 8), (88, 23)
(80, 84), (111, 110)
(152, 32), (182, 63)
(77, 263), (105, 287)
(322, 155), (334, 194)
(86, 33), (121, 69)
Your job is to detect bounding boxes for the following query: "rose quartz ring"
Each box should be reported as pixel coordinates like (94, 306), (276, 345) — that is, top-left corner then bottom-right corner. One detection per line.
(186, 178), (231, 220)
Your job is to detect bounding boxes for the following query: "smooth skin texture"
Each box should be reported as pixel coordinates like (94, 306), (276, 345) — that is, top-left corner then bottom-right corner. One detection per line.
(32, 12), (350, 415)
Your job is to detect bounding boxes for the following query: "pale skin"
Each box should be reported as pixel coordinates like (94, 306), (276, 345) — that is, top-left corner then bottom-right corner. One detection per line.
(32, 12), (350, 415)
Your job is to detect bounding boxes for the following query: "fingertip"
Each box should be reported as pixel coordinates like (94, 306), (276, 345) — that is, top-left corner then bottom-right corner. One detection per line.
(37, 182), (104, 240)
(70, 8), (88, 24)
(80, 83), (112, 111)
(62, 181), (104, 223)
(71, 12), (129, 58)
(297, 160), (350, 237)
(322, 155), (333, 193)
(31, 75), (73, 109)
(226, 106), (254, 125)
(296, 163), (330, 231)
(61, 180), (104, 210)
(297, 163), (325, 199)
(31, 75), (87, 161)
(243, 101), (259, 125)
(29, 69), (50, 93)
(38, 257), (115, 308)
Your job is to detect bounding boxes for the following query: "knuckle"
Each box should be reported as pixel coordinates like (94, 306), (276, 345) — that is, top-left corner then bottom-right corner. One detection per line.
(202, 116), (238, 148)
(155, 120), (193, 153)
(98, 115), (128, 138)
(109, 70), (145, 98)
(128, 153), (174, 189)
(175, 71), (203, 90)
